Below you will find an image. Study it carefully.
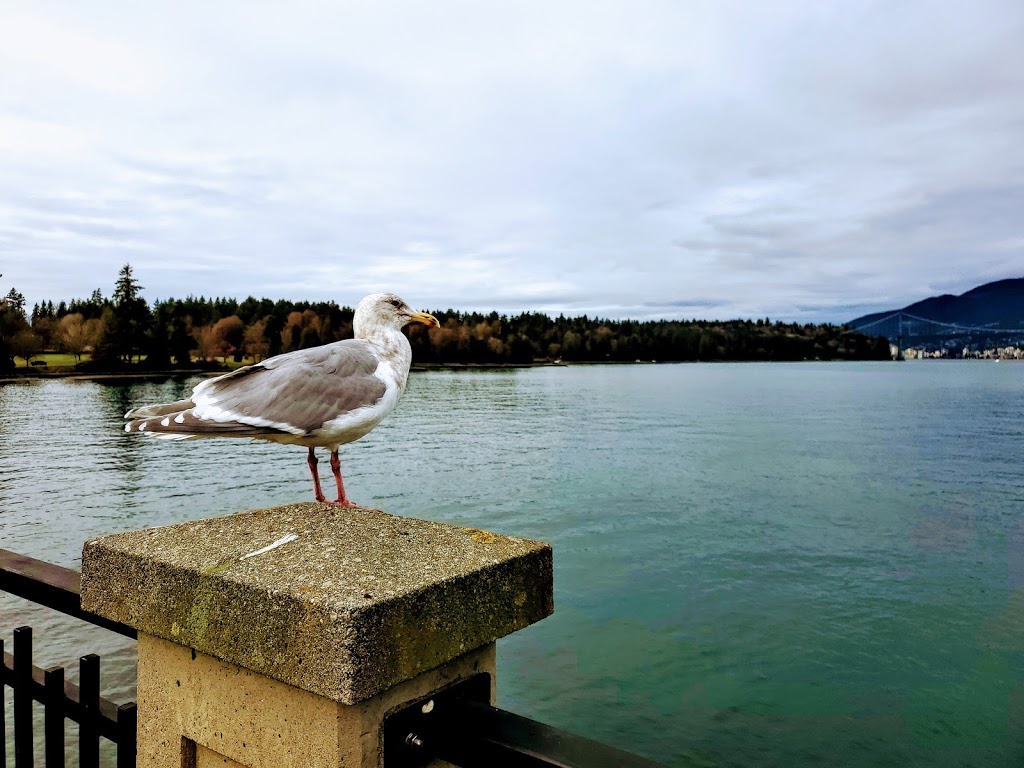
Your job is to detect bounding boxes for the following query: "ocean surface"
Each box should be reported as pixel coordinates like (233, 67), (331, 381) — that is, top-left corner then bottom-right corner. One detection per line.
(2, 361), (1023, 766)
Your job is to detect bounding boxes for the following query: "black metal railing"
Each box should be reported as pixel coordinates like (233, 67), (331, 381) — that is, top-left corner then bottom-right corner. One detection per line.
(3, 548), (664, 768)
(1, 549), (137, 768)
(384, 673), (664, 767)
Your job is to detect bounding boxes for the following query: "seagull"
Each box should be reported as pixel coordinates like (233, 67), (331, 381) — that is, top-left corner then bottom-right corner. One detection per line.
(123, 293), (439, 507)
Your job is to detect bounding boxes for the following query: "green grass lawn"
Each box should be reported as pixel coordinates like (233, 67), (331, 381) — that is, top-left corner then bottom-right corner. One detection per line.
(14, 352), (92, 368)
(225, 356), (259, 369)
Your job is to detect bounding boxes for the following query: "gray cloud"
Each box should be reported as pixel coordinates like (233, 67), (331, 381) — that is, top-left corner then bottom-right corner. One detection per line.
(1, 0), (1022, 322)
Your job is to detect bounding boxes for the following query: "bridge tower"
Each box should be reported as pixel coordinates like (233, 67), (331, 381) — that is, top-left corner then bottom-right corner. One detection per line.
(895, 312), (904, 360)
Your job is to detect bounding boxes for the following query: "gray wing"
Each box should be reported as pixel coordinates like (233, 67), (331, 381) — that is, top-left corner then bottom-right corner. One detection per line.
(190, 340), (387, 434)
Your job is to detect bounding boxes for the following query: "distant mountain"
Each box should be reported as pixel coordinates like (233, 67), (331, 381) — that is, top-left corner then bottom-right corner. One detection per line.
(848, 278), (1024, 331)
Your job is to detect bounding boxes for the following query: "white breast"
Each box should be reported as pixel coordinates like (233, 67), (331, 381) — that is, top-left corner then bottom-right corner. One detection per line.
(308, 358), (406, 450)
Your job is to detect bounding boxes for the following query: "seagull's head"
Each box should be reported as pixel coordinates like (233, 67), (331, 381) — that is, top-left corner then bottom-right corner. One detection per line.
(354, 293), (440, 337)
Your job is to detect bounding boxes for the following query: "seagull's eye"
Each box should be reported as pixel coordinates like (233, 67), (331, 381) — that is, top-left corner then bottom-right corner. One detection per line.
(390, 299), (402, 308)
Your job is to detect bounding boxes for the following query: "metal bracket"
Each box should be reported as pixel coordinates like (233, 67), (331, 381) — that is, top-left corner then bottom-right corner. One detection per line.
(383, 671), (664, 767)
(383, 672), (491, 767)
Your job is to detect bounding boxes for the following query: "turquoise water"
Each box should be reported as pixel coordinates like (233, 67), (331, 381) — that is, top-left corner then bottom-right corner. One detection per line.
(2, 362), (1023, 766)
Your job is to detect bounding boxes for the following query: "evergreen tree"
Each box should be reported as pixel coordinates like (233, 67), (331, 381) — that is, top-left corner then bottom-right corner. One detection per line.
(110, 264), (151, 362)
(1, 286), (29, 371)
(5, 288), (27, 318)
(299, 325), (322, 349)
(168, 316), (194, 366)
(265, 313), (284, 357)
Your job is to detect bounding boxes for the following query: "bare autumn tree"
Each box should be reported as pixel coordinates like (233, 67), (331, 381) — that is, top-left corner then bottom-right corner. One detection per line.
(300, 309), (321, 331)
(242, 318), (269, 362)
(10, 327), (44, 365)
(57, 313), (100, 362)
(31, 315), (59, 351)
(191, 324), (224, 361)
(211, 315), (245, 360)
(280, 310), (303, 353)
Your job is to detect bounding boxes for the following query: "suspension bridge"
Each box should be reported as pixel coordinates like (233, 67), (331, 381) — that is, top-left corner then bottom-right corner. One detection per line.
(848, 311), (1024, 359)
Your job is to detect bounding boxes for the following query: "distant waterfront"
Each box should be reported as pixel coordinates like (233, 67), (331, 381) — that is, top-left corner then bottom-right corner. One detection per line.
(901, 344), (1023, 360)
(6, 350), (1020, 385)
(2, 362), (1023, 766)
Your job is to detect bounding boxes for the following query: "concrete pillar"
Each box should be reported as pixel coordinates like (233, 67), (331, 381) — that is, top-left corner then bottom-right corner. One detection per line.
(80, 503), (553, 768)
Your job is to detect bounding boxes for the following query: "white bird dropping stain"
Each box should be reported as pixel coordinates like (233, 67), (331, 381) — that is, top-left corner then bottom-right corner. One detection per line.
(240, 533), (299, 561)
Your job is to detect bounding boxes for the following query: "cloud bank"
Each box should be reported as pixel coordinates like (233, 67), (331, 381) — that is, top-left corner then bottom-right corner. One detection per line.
(1, 0), (1022, 321)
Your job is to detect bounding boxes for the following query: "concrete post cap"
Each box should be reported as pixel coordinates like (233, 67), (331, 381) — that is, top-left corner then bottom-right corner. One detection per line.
(81, 503), (553, 704)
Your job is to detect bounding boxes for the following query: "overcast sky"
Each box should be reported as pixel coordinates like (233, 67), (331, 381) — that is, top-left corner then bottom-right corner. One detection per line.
(1, 0), (1022, 322)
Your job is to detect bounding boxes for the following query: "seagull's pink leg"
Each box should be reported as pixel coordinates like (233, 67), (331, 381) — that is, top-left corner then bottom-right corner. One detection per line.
(330, 450), (361, 508)
(307, 447), (328, 503)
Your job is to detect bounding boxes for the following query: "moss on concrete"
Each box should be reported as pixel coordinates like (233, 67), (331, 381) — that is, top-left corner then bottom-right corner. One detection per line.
(81, 503), (553, 704)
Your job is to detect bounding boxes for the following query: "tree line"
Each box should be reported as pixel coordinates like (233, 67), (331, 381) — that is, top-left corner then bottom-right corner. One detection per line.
(1, 264), (891, 372)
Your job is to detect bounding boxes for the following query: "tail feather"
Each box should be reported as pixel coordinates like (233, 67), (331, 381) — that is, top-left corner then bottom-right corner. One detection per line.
(125, 398), (196, 419)
(124, 409), (284, 438)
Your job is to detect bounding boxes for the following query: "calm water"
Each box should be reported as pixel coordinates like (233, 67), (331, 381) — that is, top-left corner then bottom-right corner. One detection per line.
(2, 362), (1023, 766)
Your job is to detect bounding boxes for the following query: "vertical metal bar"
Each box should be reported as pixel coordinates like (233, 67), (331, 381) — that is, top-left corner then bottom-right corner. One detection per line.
(0, 637), (6, 768)
(42, 667), (64, 768)
(13, 627), (32, 768)
(78, 655), (100, 768)
(116, 703), (137, 768)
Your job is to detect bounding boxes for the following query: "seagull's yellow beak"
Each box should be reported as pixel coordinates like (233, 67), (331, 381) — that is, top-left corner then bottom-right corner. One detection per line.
(409, 310), (440, 328)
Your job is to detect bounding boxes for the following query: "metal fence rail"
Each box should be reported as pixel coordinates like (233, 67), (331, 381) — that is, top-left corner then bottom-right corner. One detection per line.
(1, 550), (137, 768)
(0, 550), (136, 640)
(4, 547), (664, 768)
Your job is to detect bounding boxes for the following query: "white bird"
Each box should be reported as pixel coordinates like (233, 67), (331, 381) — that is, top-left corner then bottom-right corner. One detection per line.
(123, 293), (439, 507)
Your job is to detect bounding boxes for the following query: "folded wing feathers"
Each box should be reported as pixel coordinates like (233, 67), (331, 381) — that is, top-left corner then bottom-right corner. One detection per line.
(190, 342), (387, 434)
(123, 339), (389, 440)
(191, 360), (268, 396)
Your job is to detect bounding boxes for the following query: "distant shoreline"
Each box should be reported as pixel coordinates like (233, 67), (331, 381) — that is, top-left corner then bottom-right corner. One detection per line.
(0, 360), (566, 384)
(0, 368), (218, 384)
(3, 357), (1015, 384)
